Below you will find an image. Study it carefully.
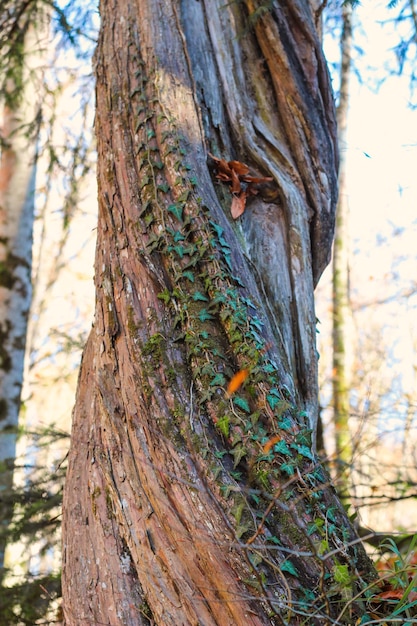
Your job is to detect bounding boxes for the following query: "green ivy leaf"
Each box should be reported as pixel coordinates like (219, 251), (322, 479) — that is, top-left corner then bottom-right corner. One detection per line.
(281, 559), (298, 577)
(192, 291), (209, 302)
(307, 518), (324, 536)
(146, 233), (165, 253)
(167, 203), (184, 222)
(266, 394), (280, 410)
(180, 270), (194, 282)
(267, 536), (281, 545)
(332, 563), (350, 587)
(177, 189), (190, 202)
(295, 429), (312, 446)
(230, 445), (247, 468)
(210, 373), (226, 387)
(198, 309), (214, 322)
(157, 288), (171, 305)
(171, 230), (185, 242)
(231, 500), (245, 525)
(235, 522), (252, 540)
(280, 461), (296, 476)
(295, 444), (314, 460)
(216, 415), (230, 437)
(277, 416), (292, 431)
(168, 245), (186, 259)
(326, 507), (337, 523)
(209, 220), (224, 237)
(233, 396), (251, 414)
(274, 439), (291, 455)
(249, 552), (263, 567)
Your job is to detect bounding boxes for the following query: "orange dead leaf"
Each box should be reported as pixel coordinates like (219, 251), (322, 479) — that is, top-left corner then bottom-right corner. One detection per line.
(209, 153), (274, 219)
(262, 435), (281, 454)
(242, 174), (273, 185)
(376, 588), (417, 603)
(227, 368), (249, 396)
(231, 192), (247, 219)
(228, 160), (250, 176)
(231, 168), (241, 194)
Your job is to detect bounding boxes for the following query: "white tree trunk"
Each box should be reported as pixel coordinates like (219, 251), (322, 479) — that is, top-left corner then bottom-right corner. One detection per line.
(0, 19), (47, 573)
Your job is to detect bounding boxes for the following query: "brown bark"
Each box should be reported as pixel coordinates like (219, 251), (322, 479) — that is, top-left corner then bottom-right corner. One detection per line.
(62, 1), (377, 624)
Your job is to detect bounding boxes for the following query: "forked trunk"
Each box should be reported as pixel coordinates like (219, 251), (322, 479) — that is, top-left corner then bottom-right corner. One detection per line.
(62, 1), (377, 624)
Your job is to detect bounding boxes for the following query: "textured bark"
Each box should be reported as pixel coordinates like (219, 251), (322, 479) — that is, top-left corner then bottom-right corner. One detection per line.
(62, 1), (377, 624)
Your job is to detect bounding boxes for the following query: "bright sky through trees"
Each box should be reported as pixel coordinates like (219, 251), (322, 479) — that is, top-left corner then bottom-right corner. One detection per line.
(318, 1), (417, 527)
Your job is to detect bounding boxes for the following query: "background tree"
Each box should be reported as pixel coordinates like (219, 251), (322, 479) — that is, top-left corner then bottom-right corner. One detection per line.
(0, 2), (47, 579)
(62, 1), (382, 624)
(0, 1), (97, 621)
(317, 0), (417, 533)
(332, 2), (353, 494)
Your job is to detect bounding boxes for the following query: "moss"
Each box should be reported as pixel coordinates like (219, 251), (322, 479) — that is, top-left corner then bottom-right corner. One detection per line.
(127, 305), (140, 336)
(142, 333), (164, 360)
(138, 598), (153, 621)
(105, 294), (119, 335)
(91, 486), (101, 517)
(172, 402), (186, 422)
(270, 507), (311, 551)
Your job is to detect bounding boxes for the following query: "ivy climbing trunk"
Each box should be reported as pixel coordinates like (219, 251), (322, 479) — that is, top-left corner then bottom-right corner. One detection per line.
(62, 1), (378, 624)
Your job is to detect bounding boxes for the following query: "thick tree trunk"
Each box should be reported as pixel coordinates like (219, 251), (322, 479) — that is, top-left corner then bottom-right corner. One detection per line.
(62, 1), (377, 624)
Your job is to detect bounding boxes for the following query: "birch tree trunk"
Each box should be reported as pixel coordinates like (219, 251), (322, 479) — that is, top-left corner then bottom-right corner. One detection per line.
(62, 1), (378, 624)
(0, 19), (45, 578)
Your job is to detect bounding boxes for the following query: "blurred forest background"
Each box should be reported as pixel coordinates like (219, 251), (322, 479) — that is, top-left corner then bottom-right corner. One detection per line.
(1, 0), (417, 623)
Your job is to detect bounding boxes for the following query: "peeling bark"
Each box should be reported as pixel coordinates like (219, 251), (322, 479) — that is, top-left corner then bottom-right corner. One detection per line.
(63, 2), (377, 624)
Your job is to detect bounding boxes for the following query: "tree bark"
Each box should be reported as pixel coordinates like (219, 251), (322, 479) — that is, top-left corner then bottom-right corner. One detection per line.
(62, 1), (377, 624)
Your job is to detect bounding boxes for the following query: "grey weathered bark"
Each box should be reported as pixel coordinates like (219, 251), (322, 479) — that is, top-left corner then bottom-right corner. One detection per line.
(332, 3), (353, 492)
(62, 1), (378, 624)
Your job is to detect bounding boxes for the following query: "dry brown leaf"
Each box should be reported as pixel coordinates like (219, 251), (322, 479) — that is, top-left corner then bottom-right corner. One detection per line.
(209, 153), (274, 219)
(231, 168), (241, 194)
(228, 160), (250, 176)
(231, 192), (247, 219)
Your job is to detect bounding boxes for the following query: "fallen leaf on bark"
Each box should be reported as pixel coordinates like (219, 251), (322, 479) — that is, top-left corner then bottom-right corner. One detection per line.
(227, 368), (249, 396)
(209, 153), (273, 219)
(231, 192), (247, 219)
(376, 589), (417, 602)
(263, 435), (282, 454)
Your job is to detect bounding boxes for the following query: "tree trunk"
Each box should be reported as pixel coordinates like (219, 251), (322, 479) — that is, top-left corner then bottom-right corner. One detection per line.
(62, 1), (377, 624)
(0, 18), (45, 578)
(332, 4), (353, 494)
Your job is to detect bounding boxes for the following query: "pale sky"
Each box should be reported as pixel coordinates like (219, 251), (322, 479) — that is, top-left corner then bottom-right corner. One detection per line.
(319, 2), (417, 441)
